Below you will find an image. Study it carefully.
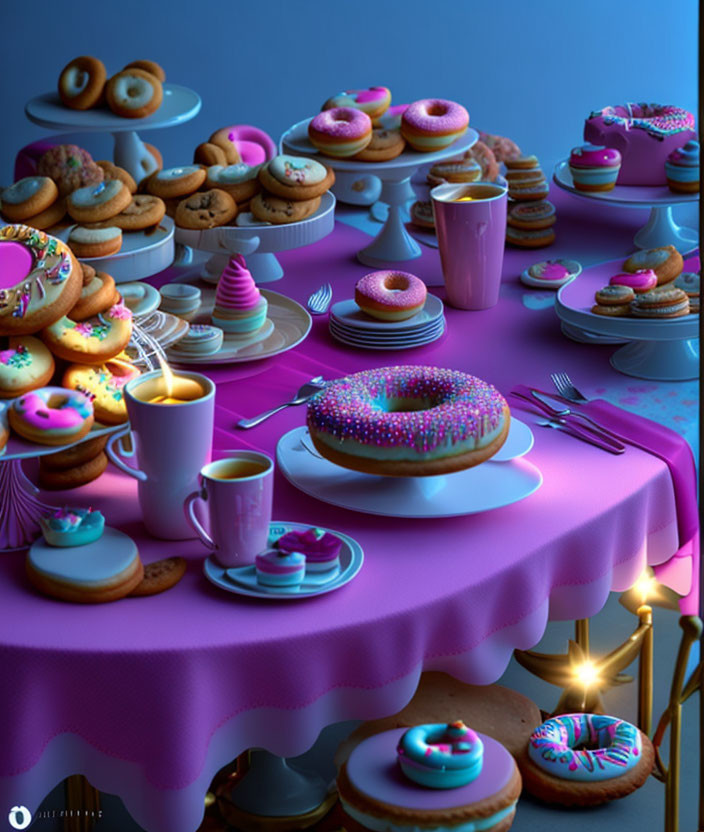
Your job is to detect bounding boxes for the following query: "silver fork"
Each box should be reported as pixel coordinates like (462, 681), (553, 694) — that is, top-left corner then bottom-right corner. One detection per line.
(307, 283), (333, 315)
(237, 376), (326, 429)
(551, 372), (590, 403)
(537, 420), (624, 454)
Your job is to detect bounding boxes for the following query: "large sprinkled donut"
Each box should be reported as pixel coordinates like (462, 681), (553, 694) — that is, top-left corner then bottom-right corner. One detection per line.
(308, 108), (373, 158)
(306, 366), (510, 477)
(401, 99), (469, 152)
(354, 270), (427, 321)
(521, 713), (654, 806)
(397, 721), (484, 789)
(0, 225), (82, 336)
(9, 386), (94, 446)
(584, 103), (697, 185)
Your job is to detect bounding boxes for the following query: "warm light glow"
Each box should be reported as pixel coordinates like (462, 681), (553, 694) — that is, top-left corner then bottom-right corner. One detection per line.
(573, 661), (600, 688)
(157, 352), (175, 399)
(631, 570), (657, 606)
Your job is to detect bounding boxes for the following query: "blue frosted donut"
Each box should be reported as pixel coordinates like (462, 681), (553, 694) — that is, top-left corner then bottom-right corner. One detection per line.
(396, 721), (483, 789)
(528, 714), (641, 782)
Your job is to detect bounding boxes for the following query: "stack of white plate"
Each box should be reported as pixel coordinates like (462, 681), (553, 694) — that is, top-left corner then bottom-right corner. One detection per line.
(329, 294), (446, 350)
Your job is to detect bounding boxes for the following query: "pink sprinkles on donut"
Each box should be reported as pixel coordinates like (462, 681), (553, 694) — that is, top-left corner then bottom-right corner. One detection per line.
(307, 366), (506, 454)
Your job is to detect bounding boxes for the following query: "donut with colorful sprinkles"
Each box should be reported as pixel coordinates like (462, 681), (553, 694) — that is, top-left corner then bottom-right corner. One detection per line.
(306, 366), (510, 477)
(520, 713), (654, 806)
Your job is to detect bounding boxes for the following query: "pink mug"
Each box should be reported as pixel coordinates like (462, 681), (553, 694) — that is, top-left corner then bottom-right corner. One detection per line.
(184, 451), (274, 567)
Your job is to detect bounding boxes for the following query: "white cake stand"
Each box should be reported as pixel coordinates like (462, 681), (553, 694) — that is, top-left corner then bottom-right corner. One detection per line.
(0, 423), (122, 552)
(174, 192), (336, 284)
(553, 160), (699, 250)
(555, 252), (700, 381)
(25, 84), (201, 183)
(50, 217), (175, 283)
(281, 118), (478, 267)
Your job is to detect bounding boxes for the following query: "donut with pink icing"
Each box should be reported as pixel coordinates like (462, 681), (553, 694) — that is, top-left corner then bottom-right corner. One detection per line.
(308, 108), (372, 158)
(354, 270), (427, 322)
(323, 87), (391, 122)
(584, 104), (697, 185)
(609, 270), (657, 294)
(401, 100), (469, 152)
(306, 366), (510, 477)
(8, 385), (94, 446)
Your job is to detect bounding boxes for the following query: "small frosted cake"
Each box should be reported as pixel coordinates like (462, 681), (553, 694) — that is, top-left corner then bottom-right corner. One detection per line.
(39, 507), (105, 547)
(212, 254), (267, 335)
(255, 549), (305, 588)
(276, 526), (342, 572)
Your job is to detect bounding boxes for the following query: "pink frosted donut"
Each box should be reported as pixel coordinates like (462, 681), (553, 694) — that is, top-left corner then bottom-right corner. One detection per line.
(354, 270), (427, 321)
(323, 87), (391, 122)
(8, 386), (94, 446)
(223, 125), (277, 167)
(610, 270), (658, 293)
(401, 99), (469, 152)
(309, 108), (372, 158)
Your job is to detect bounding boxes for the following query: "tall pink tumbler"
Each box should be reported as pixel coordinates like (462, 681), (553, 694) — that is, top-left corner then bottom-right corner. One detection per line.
(431, 181), (508, 310)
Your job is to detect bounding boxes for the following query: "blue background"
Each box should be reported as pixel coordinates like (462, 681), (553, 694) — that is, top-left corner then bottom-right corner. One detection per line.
(0, 0), (698, 182)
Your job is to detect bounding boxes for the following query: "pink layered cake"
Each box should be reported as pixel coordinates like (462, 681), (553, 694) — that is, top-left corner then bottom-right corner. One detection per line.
(211, 254), (267, 335)
(584, 103), (697, 185)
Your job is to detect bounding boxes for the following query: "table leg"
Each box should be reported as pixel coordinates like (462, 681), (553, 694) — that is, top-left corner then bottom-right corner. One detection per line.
(575, 619), (590, 655)
(218, 750), (335, 832)
(633, 205), (699, 250)
(64, 775), (101, 832)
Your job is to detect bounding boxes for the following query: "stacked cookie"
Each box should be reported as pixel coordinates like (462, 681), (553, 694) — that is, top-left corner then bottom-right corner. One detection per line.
(193, 127), (244, 167)
(591, 245), (698, 318)
(58, 56), (165, 119)
(157, 154), (334, 230)
(504, 155), (556, 248)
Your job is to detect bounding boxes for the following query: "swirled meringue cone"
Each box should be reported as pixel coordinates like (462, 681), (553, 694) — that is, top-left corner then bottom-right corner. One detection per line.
(211, 254), (268, 335)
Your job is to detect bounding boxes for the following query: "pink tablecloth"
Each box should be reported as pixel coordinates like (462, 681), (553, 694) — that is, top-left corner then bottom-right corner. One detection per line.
(0, 187), (697, 832)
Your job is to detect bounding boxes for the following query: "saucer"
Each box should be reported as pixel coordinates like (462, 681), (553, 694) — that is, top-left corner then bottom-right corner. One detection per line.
(202, 521), (363, 600)
(330, 293), (444, 332)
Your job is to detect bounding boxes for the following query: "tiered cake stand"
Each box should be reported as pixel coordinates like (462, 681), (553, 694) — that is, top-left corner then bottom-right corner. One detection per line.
(174, 192), (336, 285)
(0, 425), (121, 551)
(281, 118), (478, 267)
(25, 85), (201, 182)
(24, 85), (201, 282)
(553, 160), (699, 250)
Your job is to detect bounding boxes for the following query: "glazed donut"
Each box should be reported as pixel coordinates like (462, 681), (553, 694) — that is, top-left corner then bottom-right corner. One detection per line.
(401, 99), (469, 152)
(323, 87), (391, 122)
(397, 722), (483, 789)
(0, 336), (55, 398)
(307, 366), (510, 477)
(308, 108), (372, 158)
(8, 386), (94, 446)
(58, 56), (106, 110)
(105, 69), (163, 119)
(42, 303), (133, 365)
(63, 359), (140, 425)
(0, 225), (82, 336)
(354, 270), (427, 321)
(521, 713), (654, 806)
(123, 60), (166, 83)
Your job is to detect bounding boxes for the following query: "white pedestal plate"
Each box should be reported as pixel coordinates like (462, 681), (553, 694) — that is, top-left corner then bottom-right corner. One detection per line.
(553, 160), (699, 250)
(281, 118), (478, 267)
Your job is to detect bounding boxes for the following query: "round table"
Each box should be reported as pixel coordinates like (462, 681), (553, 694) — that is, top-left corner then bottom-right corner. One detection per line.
(0, 185), (697, 832)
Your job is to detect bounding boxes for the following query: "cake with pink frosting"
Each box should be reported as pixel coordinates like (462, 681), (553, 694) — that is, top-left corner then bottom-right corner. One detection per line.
(211, 254), (267, 335)
(583, 103), (697, 185)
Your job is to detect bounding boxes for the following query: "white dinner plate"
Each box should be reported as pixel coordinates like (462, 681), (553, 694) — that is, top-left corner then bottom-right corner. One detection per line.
(330, 293), (444, 332)
(202, 521), (363, 600)
(276, 423), (541, 518)
(329, 320), (446, 350)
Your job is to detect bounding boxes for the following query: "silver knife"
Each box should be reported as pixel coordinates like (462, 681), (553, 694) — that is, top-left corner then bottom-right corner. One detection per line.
(531, 391), (626, 450)
(537, 419), (625, 454)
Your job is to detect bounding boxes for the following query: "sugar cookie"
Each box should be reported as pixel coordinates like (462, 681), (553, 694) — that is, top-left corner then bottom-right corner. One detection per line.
(68, 226), (122, 258)
(1, 177), (59, 222)
(146, 166), (206, 199)
(258, 155), (334, 200)
(96, 161), (137, 194)
(0, 336), (55, 398)
(42, 303), (133, 364)
(67, 180), (132, 223)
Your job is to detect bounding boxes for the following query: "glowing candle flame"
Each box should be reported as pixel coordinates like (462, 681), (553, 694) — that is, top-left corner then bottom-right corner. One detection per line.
(157, 352), (175, 399)
(632, 570), (657, 606)
(573, 661), (599, 688)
